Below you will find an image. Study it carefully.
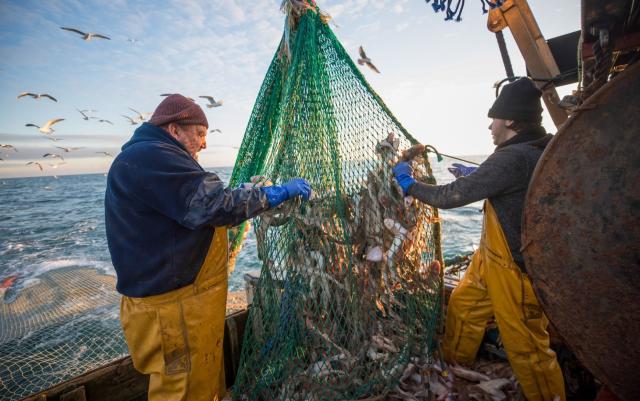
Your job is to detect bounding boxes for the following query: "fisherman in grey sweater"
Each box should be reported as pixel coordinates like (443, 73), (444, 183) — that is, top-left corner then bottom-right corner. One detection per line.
(394, 78), (566, 401)
(405, 126), (551, 270)
(393, 78), (552, 270)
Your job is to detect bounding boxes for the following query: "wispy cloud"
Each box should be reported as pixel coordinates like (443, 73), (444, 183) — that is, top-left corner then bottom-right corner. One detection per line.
(0, 0), (582, 177)
(395, 22), (410, 32)
(393, 0), (409, 14)
(355, 19), (381, 33)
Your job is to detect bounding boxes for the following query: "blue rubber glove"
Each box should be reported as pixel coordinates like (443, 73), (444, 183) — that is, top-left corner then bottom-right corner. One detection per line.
(447, 163), (477, 178)
(392, 162), (416, 196)
(260, 178), (312, 208)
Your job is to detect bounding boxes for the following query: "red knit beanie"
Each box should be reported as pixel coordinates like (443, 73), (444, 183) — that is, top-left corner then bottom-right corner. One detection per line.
(149, 94), (208, 128)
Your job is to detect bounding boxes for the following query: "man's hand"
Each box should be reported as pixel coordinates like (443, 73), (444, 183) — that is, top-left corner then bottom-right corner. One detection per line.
(393, 162), (416, 196)
(261, 178), (312, 208)
(282, 178), (312, 201)
(447, 163), (477, 178)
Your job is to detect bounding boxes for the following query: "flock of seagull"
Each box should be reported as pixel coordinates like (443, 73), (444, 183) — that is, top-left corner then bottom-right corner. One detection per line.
(15, 103), (118, 171)
(0, 26), (226, 174)
(2, 23), (381, 175)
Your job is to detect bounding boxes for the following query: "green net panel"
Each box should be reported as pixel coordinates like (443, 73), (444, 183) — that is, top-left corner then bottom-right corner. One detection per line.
(229, 2), (444, 399)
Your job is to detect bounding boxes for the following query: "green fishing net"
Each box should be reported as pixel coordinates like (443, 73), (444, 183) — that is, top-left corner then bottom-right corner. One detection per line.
(229, 1), (444, 399)
(0, 268), (126, 401)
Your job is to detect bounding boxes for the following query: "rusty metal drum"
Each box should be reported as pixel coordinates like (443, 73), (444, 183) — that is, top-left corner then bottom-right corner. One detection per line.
(522, 61), (640, 401)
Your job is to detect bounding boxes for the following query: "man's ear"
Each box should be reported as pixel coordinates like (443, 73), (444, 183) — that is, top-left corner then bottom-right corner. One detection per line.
(165, 123), (179, 137)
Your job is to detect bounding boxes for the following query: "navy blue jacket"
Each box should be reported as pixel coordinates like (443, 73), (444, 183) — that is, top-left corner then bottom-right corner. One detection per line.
(105, 123), (269, 297)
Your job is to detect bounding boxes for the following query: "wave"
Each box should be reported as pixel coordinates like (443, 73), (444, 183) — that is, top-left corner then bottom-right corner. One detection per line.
(0, 242), (26, 256)
(32, 258), (114, 277)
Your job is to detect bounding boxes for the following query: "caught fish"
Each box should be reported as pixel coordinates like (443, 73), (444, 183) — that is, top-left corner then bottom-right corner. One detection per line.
(449, 364), (491, 382)
(474, 378), (511, 401)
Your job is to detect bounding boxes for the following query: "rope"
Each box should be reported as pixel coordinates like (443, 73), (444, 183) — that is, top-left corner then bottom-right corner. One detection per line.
(493, 68), (579, 98)
(626, 0), (639, 31)
(424, 0), (504, 21)
(424, 144), (480, 166)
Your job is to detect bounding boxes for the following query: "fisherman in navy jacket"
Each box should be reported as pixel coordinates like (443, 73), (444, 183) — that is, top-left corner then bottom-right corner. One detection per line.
(105, 94), (311, 400)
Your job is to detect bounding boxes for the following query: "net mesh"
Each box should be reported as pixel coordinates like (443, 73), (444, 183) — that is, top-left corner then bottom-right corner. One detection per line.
(230, 2), (444, 399)
(0, 267), (127, 401)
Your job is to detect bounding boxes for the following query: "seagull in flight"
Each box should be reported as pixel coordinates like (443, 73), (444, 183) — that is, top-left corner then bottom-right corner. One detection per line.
(77, 109), (96, 121)
(95, 151), (113, 157)
(97, 119), (113, 125)
(60, 27), (111, 41)
(162, 93), (195, 102)
(56, 146), (83, 153)
(357, 46), (380, 73)
(17, 92), (57, 102)
(46, 136), (64, 142)
(26, 118), (65, 134)
(209, 129), (222, 134)
(0, 144), (17, 152)
(199, 96), (223, 108)
(128, 107), (150, 122)
(122, 115), (138, 125)
(26, 161), (43, 171)
(43, 153), (65, 161)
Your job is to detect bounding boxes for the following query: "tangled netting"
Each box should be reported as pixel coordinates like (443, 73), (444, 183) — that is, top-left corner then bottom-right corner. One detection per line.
(229, 2), (444, 399)
(0, 268), (127, 401)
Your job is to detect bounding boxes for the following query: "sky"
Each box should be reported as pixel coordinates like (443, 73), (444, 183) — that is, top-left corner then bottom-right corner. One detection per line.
(0, 0), (581, 178)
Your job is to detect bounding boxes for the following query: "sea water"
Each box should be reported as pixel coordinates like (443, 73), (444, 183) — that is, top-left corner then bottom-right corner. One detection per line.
(0, 156), (485, 399)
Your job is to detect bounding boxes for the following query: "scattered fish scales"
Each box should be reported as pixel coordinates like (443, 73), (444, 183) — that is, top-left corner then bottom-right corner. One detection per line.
(229, 2), (443, 400)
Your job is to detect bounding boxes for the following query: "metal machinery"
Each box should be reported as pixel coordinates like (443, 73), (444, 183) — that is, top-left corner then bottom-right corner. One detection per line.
(487, 0), (570, 126)
(489, 1), (640, 400)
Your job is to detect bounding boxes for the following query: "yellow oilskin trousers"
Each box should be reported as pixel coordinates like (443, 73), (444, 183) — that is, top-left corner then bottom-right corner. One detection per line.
(120, 227), (229, 401)
(442, 202), (565, 401)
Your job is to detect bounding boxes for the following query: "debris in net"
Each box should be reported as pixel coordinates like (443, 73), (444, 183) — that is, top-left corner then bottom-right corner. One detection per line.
(238, 133), (439, 399)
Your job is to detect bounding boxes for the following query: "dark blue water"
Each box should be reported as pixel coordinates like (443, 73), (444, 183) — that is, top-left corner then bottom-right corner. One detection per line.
(0, 157), (485, 399)
(0, 158), (485, 292)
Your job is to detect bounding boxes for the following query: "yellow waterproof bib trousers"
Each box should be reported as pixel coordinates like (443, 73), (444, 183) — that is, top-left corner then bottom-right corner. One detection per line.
(120, 227), (229, 401)
(442, 202), (565, 401)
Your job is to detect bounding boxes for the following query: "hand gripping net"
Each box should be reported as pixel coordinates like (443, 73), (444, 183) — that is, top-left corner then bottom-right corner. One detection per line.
(229, 2), (444, 399)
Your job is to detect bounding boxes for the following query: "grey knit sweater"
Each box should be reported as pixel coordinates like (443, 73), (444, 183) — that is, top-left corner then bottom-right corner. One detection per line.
(409, 129), (552, 271)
